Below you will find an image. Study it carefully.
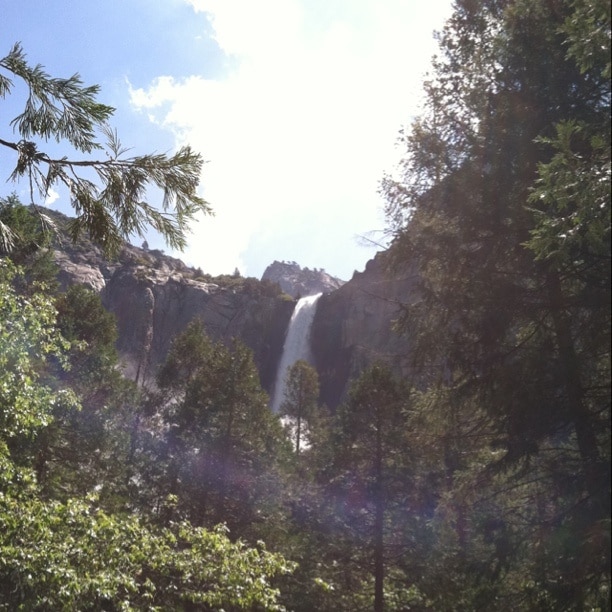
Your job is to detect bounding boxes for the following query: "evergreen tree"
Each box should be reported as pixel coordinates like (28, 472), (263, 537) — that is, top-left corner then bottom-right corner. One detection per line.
(280, 359), (320, 458)
(0, 194), (58, 289)
(383, 0), (610, 607)
(153, 322), (291, 534)
(37, 285), (137, 503)
(327, 364), (412, 611)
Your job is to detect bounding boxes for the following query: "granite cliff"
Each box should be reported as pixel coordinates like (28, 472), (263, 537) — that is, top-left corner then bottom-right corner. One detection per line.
(311, 250), (418, 408)
(261, 260), (345, 298)
(46, 209), (413, 409)
(45, 210), (294, 394)
(101, 265), (294, 392)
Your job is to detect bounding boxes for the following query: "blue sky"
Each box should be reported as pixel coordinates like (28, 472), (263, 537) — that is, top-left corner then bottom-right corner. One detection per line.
(2, 0), (453, 279)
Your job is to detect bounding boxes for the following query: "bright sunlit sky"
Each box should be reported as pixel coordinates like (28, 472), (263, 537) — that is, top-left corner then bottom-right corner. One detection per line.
(2, 0), (453, 280)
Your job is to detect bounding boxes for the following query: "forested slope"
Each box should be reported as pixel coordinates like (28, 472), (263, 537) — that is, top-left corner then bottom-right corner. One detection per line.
(0, 1), (609, 610)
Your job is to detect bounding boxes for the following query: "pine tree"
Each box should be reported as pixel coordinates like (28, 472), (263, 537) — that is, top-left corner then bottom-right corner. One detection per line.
(383, 0), (610, 606)
(280, 359), (320, 458)
(328, 364), (411, 612)
(153, 322), (291, 533)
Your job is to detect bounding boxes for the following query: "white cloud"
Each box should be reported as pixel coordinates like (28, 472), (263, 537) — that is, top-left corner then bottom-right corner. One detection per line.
(45, 187), (60, 206)
(130, 0), (452, 278)
(186, 0), (303, 59)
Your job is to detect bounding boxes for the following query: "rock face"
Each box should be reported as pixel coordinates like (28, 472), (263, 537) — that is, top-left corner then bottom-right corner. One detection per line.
(46, 209), (416, 410)
(54, 250), (107, 293)
(102, 266), (293, 392)
(261, 260), (345, 298)
(311, 250), (418, 408)
(46, 211), (294, 394)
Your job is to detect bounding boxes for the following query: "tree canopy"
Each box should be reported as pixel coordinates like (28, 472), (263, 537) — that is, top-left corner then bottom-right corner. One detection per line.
(382, 0), (610, 608)
(0, 260), (294, 610)
(0, 3), (610, 609)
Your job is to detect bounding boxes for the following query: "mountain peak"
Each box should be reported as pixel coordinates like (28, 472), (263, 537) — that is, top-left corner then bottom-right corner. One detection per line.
(261, 260), (344, 298)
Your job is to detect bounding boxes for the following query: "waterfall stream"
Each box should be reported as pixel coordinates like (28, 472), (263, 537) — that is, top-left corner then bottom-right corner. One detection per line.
(271, 293), (322, 413)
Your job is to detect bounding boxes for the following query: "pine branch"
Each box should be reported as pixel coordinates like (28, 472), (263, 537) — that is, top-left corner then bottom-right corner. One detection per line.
(1, 43), (212, 255)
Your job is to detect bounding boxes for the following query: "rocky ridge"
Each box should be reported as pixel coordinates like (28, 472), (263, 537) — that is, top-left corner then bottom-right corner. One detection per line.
(261, 260), (345, 298)
(44, 210), (294, 393)
(45, 209), (411, 409)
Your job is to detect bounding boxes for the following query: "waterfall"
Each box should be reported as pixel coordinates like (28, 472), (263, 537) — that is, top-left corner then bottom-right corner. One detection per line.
(271, 293), (322, 413)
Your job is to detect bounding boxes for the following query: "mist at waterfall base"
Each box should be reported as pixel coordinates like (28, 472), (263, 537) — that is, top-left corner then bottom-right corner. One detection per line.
(271, 293), (323, 415)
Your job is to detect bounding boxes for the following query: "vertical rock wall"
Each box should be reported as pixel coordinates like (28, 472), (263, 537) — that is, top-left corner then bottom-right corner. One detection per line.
(311, 252), (418, 409)
(101, 267), (294, 392)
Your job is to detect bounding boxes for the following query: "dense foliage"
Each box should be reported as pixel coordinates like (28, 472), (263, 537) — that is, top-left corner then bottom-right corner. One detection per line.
(0, 1), (610, 609)
(0, 259), (293, 611)
(381, 0), (611, 609)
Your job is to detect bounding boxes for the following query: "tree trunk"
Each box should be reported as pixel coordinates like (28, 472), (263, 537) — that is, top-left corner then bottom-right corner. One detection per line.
(373, 416), (385, 612)
(547, 272), (602, 505)
(216, 400), (235, 524)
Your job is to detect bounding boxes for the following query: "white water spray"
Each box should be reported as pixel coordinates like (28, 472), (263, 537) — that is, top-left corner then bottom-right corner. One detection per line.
(271, 293), (322, 413)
